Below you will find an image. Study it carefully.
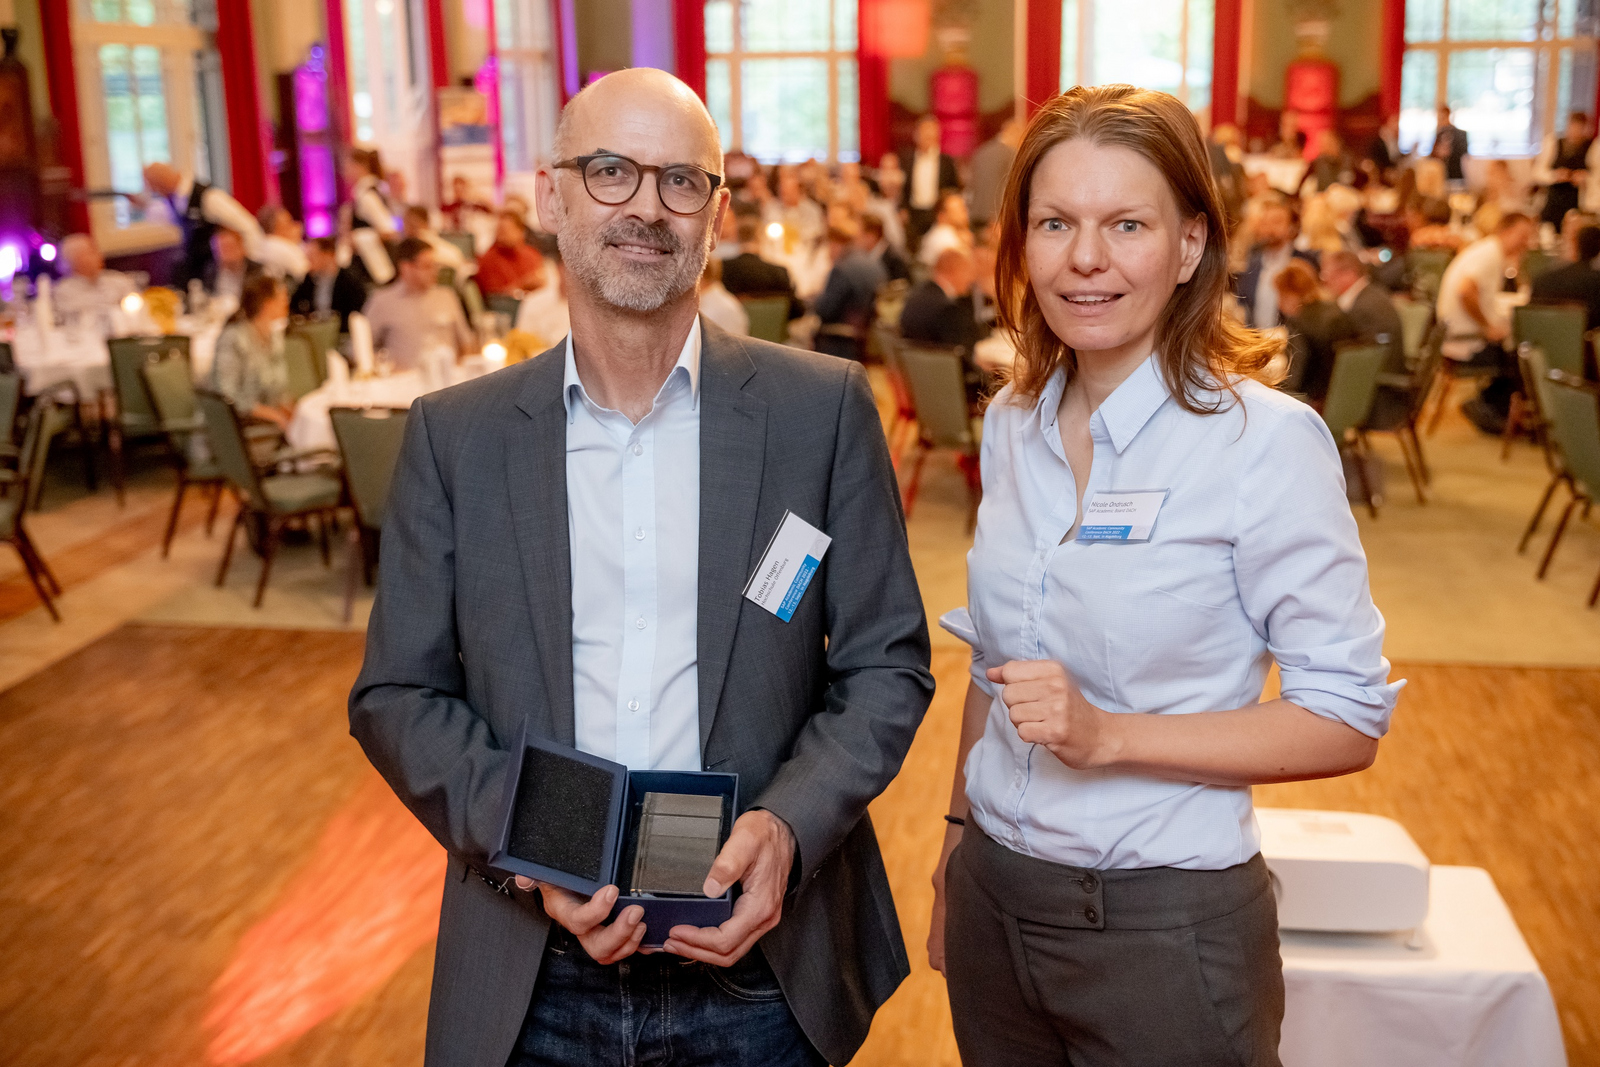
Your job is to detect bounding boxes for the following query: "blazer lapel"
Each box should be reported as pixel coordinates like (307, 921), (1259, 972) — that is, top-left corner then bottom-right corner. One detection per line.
(506, 342), (576, 746)
(696, 323), (768, 755)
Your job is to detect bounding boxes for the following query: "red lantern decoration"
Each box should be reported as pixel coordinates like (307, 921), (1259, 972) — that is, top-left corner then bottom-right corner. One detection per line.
(862, 0), (931, 60)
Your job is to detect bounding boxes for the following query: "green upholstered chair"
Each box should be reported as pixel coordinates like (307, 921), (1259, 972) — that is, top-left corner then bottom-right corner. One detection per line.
(107, 334), (190, 505)
(1533, 372), (1600, 607)
(330, 406), (409, 622)
(897, 341), (982, 530)
(0, 397), (69, 619)
(1321, 344), (1388, 517)
(740, 296), (790, 344)
(140, 355), (226, 558)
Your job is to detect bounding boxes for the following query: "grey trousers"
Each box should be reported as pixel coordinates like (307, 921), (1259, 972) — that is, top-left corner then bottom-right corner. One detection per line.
(944, 824), (1284, 1067)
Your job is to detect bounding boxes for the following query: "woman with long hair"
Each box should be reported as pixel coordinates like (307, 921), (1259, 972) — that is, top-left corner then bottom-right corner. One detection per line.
(209, 274), (293, 430)
(928, 85), (1401, 1066)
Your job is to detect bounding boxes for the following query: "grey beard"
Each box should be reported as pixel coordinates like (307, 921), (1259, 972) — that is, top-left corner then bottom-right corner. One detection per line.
(561, 219), (712, 314)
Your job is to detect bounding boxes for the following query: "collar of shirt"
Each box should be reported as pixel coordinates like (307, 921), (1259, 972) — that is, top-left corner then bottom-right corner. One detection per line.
(1033, 354), (1172, 456)
(562, 316), (702, 425)
(1336, 275), (1369, 312)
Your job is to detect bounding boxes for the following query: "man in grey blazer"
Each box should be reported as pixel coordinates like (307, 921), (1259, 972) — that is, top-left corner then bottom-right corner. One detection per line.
(1323, 250), (1409, 426)
(349, 68), (933, 1067)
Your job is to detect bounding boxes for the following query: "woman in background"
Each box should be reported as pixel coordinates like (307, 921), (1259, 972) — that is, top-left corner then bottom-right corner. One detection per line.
(210, 274), (293, 431)
(1274, 257), (1355, 400)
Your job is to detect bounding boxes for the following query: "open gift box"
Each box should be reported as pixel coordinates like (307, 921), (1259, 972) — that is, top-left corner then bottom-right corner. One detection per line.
(489, 724), (739, 946)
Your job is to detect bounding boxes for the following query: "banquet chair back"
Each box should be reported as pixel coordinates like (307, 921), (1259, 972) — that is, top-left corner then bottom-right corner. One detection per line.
(440, 232), (477, 260)
(741, 296), (789, 344)
(2, 396), (67, 619)
(1322, 344), (1387, 441)
(898, 341), (982, 528)
(109, 335), (191, 434)
(0, 371), (19, 460)
(282, 335), (321, 402)
(1513, 304), (1586, 377)
(486, 293), (523, 322)
(330, 407), (408, 531)
(196, 391), (268, 511)
(1393, 298), (1433, 364)
(140, 356), (225, 557)
(461, 280), (486, 328)
(288, 317), (339, 378)
(0, 340), (13, 373)
(1532, 373), (1600, 602)
(1406, 248), (1454, 303)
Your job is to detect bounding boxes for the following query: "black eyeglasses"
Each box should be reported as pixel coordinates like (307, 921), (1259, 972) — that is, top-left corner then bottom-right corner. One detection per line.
(553, 153), (723, 216)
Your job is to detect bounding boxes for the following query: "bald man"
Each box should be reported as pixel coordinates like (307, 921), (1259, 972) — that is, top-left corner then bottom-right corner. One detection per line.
(350, 68), (932, 1067)
(54, 234), (136, 320)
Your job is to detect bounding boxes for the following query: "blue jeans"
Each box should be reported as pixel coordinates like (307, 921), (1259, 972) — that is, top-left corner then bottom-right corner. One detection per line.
(507, 929), (825, 1067)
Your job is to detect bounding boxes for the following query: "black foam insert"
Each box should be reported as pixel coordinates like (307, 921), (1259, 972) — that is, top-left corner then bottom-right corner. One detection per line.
(506, 745), (615, 882)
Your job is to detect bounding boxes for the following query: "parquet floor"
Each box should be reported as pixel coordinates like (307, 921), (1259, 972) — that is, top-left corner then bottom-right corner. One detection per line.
(2, 627), (1598, 1065)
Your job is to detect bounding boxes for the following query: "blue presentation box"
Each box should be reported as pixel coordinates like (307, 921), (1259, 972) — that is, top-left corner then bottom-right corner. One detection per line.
(489, 724), (738, 946)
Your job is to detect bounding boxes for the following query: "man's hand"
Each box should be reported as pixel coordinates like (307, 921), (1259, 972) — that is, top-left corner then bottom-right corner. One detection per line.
(663, 809), (795, 967)
(989, 660), (1117, 770)
(514, 877), (648, 965)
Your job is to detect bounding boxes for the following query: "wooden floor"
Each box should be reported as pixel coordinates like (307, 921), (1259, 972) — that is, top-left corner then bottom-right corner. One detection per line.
(3, 628), (1598, 1065)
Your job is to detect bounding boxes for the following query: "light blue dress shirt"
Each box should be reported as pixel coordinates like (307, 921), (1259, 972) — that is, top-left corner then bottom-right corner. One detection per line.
(952, 355), (1402, 871)
(564, 318), (702, 771)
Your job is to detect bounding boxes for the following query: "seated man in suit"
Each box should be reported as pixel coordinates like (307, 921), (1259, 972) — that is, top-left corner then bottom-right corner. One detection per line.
(1323, 249), (1410, 426)
(900, 247), (985, 352)
(860, 214), (909, 283)
(721, 214), (804, 319)
(1531, 223), (1600, 329)
(1274, 258), (1355, 401)
(350, 68), (932, 1067)
(1233, 199), (1316, 328)
(814, 221), (887, 360)
(290, 236), (367, 332)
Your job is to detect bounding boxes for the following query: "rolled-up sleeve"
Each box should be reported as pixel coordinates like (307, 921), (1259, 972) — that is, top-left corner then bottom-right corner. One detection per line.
(1233, 404), (1404, 738)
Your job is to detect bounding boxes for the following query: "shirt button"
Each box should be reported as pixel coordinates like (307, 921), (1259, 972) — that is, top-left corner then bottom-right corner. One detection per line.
(634, 527), (645, 540)
(632, 443), (644, 456)
(636, 617), (647, 630)
(628, 699), (640, 712)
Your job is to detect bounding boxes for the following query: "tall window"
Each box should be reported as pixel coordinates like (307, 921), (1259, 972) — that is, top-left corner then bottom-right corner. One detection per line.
(71, 0), (218, 252)
(494, 0), (560, 180)
(704, 0), (860, 163)
(1060, 0), (1214, 114)
(1401, 0), (1600, 157)
(345, 0), (429, 196)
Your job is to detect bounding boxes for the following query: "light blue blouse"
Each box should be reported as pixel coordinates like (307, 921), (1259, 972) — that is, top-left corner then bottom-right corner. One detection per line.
(950, 355), (1402, 871)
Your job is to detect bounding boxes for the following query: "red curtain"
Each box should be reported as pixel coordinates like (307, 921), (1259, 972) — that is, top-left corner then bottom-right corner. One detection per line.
(675, 0), (707, 99)
(40, 0), (88, 232)
(1381, 0), (1405, 119)
(1024, 0), (1061, 114)
(215, 0), (269, 211)
(858, 0), (892, 163)
(1212, 0), (1242, 126)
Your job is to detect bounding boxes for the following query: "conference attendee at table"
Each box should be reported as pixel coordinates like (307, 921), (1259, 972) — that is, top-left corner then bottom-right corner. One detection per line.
(1431, 106), (1469, 183)
(290, 237), (366, 332)
(869, 152), (909, 253)
(1532, 112), (1598, 229)
(401, 204), (470, 274)
(473, 210), (547, 297)
(142, 161), (265, 289)
(813, 221), (886, 360)
(919, 191), (975, 269)
(1437, 212), (1535, 433)
(253, 204), (311, 283)
(1531, 223), (1600, 330)
(927, 84), (1399, 1067)
(696, 256), (750, 336)
(901, 248), (986, 353)
(349, 67), (932, 1067)
(53, 233), (136, 321)
(202, 229), (263, 307)
(1322, 249), (1408, 419)
(860, 213), (910, 283)
(1307, 130), (1355, 193)
(513, 246), (571, 349)
(1234, 199), (1316, 328)
(1275, 257), (1356, 400)
(764, 170), (826, 251)
(969, 119), (1022, 231)
(722, 214), (805, 322)
(361, 237), (474, 371)
(1364, 115), (1403, 174)
(209, 274), (293, 431)
(901, 115), (959, 253)
(440, 174), (492, 231)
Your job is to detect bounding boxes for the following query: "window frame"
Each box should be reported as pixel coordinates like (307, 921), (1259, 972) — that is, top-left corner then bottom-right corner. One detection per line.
(1058, 0), (1214, 113)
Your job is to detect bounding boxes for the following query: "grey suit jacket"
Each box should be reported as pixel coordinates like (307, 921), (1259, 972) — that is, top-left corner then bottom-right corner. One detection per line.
(1346, 281), (1406, 374)
(349, 319), (934, 1067)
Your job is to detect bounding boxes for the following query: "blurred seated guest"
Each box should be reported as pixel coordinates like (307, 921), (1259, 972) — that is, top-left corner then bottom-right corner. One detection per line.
(1300, 186), (1364, 256)
(972, 241), (999, 331)
(1531, 223), (1600, 329)
(1406, 196), (1465, 252)
(713, 204), (744, 260)
(722, 215), (801, 317)
(1308, 130), (1355, 192)
(859, 214), (910, 283)
(202, 228), (262, 305)
(54, 233), (136, 318)
(210, 274), (293, 430)
(764, 169), (826, 250)
(919, 191), (973, 268)
(1268, 108), (1307, 159)
(900, 248), (985, 352)
(1235, 199), (1316, 328)
(290, 237), (366, 332)
(901, 115), (960, 251)
(402, 204), (470, 273)
(474, 210), (546, 297)
(1274, 258), (1355, 400)
(697, 257), (750, 336)
(1364, 115), (1402, 174)
(362, 237), (475, 371)
(1438, 212), (1536, 432)
(514, 246), (570, 348)
(1413, 156), (1450, 203)
(141, 161), (264, 289)
(1558, 211), (1599, 263)
(813, 222), (886, 360)
(254, 204), (310, 282)
(864, 158), (908, 254)
(1322, 249), (1409, 424)
(440, 175), (492, 230)
(1533, 112), (1597, 229)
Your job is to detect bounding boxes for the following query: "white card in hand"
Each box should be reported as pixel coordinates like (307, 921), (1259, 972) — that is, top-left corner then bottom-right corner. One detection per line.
(743, 511), (831, 622)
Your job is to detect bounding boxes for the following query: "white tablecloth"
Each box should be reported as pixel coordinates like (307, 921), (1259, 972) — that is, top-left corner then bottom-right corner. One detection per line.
(1280, 865), (1566, 1066)
(286, 371), (431, 453)
(1242, 154), (1310, 196)
(8, 320), (223, 397)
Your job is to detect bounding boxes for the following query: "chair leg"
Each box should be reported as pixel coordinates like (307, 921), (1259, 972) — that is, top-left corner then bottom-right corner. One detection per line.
(161, 474), (188, 559)
(254, 519), (281, 608)
(343, 526), (362, 624)
(216, 506), (244, 587)
(1395, 431), (1427, 504)
(1536, 495), (1579, 579)
(73, 403), (97, 493)
(1425, 371), (1455, 436)
(108, 425), (126, 507)
(1500, 393), (1524, 461)
(10, 541), (59, 622)
(317, 510), (332, 567)
(1519, 473), (1565, 554)
(902, 443), (929, 519)
(15, 525), (62, 595)
(205, 482), (223, 535)
(1406, 423), (1432, 485)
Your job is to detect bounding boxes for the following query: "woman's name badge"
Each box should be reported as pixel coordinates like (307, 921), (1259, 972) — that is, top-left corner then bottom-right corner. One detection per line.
(1076, 489), (1170, 543)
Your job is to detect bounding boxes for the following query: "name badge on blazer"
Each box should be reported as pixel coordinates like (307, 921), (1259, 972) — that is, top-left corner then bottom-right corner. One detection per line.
(1076, 489), (1169, 543)
(744, 511), (831, 621)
